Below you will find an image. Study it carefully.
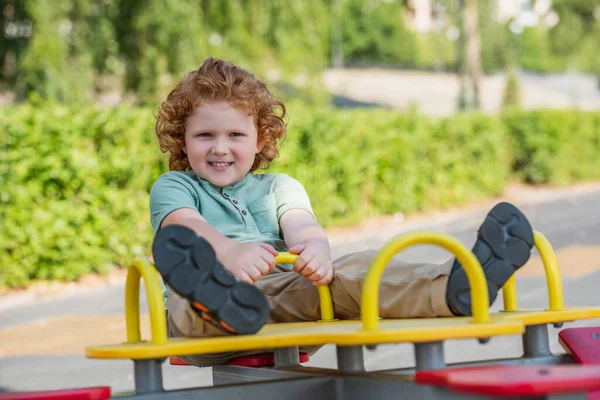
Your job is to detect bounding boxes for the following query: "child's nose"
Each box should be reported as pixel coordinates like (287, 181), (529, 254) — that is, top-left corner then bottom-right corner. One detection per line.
(211, 139), (230, 155)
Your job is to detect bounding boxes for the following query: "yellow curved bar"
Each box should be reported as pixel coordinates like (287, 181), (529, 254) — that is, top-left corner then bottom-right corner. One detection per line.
(125, 259), (167, 344)
(361, 232), (490, 331)
(276, 253), (335, 321)
(534, 231), (565, 311)
(498, 230), (564, 313)
(502, 276), (519, 311)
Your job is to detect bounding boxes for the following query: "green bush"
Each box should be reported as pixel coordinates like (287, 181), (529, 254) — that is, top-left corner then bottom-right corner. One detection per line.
(503, 110), (600, 185)
(272, 105), (510, 226)
(1, 103), (599, 288)
(0, 102), (167, 288)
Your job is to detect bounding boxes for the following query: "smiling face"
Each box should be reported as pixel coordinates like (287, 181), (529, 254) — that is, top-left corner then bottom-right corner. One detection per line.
(184, 101), (263, 187)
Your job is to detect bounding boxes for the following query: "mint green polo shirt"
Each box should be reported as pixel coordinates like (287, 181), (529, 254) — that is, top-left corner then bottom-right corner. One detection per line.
(149, 170), (315, 253)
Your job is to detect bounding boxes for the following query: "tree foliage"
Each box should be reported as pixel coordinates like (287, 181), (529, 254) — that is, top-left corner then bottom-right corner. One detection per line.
(1, 0), (599, 103)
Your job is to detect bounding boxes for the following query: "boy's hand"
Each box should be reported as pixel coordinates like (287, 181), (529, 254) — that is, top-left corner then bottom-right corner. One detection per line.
(220, 242), (278, 284)
(289, 240), (333, 286)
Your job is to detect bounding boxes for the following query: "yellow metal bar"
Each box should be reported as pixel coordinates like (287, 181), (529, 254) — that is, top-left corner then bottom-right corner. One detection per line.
(316, 286), (335, 322)
(87, 317), (525, 360)
(534, 231), (565, 311)
(276, 253), (335, 321)
(125, 265), (141, 343)
(361, 232), (490, 331)
(125, 259), (168, 344)
(275, 253), (300, 264)
(502, 275), (519, 311)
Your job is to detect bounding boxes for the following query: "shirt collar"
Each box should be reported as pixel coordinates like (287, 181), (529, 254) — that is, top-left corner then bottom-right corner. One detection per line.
(194, 172), (255, 193)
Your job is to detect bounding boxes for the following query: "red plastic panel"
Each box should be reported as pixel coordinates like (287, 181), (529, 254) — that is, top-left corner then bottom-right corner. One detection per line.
(169, 357), (190, 366)
(416, 365), (600, 396)
(559, 327), (600, 365)
(225, 352), (310, 367)
(0, 387), (110, 400)
(415, 365), (493, 386)
(170, 352), (310, 368)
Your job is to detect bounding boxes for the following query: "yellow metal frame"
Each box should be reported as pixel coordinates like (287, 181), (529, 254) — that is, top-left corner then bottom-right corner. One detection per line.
(125, 259), (167, 344)
(501, 231), (564, 312)
(498, 231), (600, 325)
(274, 253), (335, 322)
(86, 318), (523, 360)
(124, 254), (334, 345)
(87, 231), (527, 360)
(361, 231), (490, 330)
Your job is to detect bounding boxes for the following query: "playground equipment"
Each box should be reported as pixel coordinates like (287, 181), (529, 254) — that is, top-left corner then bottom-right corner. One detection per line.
(4, 230), (600, 399)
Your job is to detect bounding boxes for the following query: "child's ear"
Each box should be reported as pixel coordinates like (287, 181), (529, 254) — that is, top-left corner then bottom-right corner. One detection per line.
(182, 146), (187, 154)
(256, 140), (265, 153)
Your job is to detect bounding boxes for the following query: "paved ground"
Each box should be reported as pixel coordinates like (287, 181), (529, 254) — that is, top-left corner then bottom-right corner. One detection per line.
(1, 184), (600, 394)
(323, 69), (600, 115)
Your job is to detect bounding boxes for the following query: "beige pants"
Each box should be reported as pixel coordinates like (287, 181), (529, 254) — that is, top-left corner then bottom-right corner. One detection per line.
(167, 250), (454, 367)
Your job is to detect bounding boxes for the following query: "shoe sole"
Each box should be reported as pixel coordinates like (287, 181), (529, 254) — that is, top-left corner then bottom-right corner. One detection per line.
(447, 202), (534, 316)
(152, 225), (270, 335)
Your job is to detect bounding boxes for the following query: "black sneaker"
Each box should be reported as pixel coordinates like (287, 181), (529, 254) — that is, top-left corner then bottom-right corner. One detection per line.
(152, 225), (270, 335)
(446, 202), (535, 316)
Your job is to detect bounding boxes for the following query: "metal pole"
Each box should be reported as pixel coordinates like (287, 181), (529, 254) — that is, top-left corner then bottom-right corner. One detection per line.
(274, 346), (300, 367)
(414, 341), (445, 371)
(522, 324), (552, 358)
(133, 358), (164, 394)
(336, 346), (365, 373)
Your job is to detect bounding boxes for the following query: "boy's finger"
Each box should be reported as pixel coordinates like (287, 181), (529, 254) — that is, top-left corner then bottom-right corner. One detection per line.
(293, 252), (314, 274)
(246, 265), (263, 282)
(301, 259), (323, 279)
(259, 243), (278, 256)
(255, 258), (272, 275)
(260, 252), (277, 271)
(313, 269), (333, 286)
(289, 244), (306, 254)
(237, 271), (254, 285)
(307, 264), (327, 281)
(312, 265), (334, 286)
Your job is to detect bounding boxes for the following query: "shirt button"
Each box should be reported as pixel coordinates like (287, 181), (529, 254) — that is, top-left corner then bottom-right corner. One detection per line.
(242, 210), (247, 215)
(223, 193), (229, 198)
(233, 200), (238, 204)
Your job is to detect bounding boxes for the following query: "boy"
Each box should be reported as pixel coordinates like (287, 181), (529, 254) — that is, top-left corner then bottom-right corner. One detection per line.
(150, 57), (534, 367)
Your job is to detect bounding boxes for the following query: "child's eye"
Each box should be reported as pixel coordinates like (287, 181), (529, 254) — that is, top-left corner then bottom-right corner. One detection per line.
(196, 132), (211, 137)
(230, 132), (243, 137)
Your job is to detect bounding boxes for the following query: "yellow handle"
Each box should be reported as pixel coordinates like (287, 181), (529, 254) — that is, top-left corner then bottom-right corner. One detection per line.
(124, 253), (336, 344)
(361, 232), (490, 331)
(276, 252), (336, 322)
(501, 231), (564, 312)
(535, 231), (565, 310)
(125, 259), (168, 344)
(502, 276), (519, 311)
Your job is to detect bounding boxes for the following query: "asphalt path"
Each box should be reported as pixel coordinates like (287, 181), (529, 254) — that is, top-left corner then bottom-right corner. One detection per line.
(1, 188), (600, 394)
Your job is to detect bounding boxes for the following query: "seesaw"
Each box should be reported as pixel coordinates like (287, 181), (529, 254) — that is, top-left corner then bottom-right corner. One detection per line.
(4, 231), (600, 399)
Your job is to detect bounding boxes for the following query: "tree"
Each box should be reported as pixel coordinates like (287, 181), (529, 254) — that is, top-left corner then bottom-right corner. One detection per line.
(455, 0), (482, 111)
(550, 0), (600, 74)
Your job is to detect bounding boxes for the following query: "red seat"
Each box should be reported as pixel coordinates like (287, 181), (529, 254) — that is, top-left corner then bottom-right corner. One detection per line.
(0, 387), (110, 400)
(559, 327), (600, 399)
(170, 352), (310, 368)
(415, 365), (600, 397)
(559, 327), (600, 365)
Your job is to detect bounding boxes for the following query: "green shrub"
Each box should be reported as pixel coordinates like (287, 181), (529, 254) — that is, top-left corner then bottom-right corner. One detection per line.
(271, 105), (510, 226)
(503, 110), (600, 184)
(1, 103), (599, 288)
(0, 102), (167, 288)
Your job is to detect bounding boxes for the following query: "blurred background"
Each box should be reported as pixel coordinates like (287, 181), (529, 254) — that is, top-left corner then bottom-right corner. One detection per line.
(1, 0), (599, 109)
(1, 0), (600, 395)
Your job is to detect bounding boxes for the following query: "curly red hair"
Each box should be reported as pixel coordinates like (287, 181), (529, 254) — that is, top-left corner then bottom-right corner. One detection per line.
(155, 57), (287, 172)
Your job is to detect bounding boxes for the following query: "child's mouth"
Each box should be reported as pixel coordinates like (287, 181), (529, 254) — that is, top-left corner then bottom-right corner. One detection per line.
(209, 161), (234, 171)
